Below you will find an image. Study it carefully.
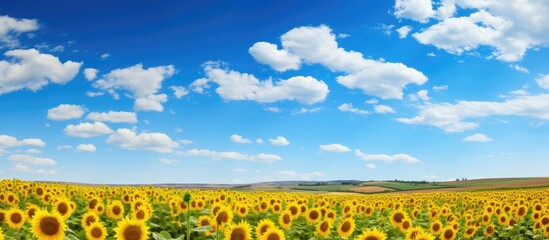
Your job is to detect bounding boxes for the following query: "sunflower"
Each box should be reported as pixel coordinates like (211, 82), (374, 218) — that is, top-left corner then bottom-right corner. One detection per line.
(286, 203), (300, 219)
(413, 231), (435, 240)
(81, 211), (100, 229)
(31, 209), (66, 240)
(399, 219), (412, 232)
(224, 221), (252, 240)
(326, 210), (337, 223)
(259, 227), (285, 240)
(515, 206), (527, 219)
(133, 205), (151, 221)
(462, 227), (476, 239)
(6, 207), (26, 229)
(0, 210), (4, 222)
(86, 221), (107, 240)
(215, 206), (233, 230)
(88, 197), (101, 211)
(405, 226), (424, 240)
(54, 199), (74, 219)
(484, 224), (495, 237)
(390, 210), (407, 227)
(197, 215), (215, 236)
(316, 219), (331, 237)
(306, 208), (321, 223)
(498, 214), (508, 225)
(356, 227), (387, 240)
(440, 226), (455, 240)
(279, 211), (292, 229)
(114, 216), (149, 240)
(256, 218), (276, 238)
(107, 200), (125, 220)
(337, 218), (355, 238)
(430, 220), (442, 235)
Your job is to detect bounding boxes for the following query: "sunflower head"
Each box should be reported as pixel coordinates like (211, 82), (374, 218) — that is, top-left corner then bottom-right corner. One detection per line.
(107, 200), (125, 220)
(223, 221), (252, 240)
(390, 210), (407, 227)
(86, 221), (107, 240)
(441, 226), (456, 240)
(31, 208), (66, 240)
(81, 211), (100, 229)
(279, 211), (292, 229)
(306, 208), (321, 223)
(405, 226), (424, 240)
(6, 207), (26, 229)
(430, 220), (442, 235)
(356, 227), (387, 240)
(484, 225), (495, 237)
(256, 218), (275, 238)
(114, 216), (150, 240)
(337, 218), (355, 238)
(316, 220), (331, 237)
(259, 226), (285, 240)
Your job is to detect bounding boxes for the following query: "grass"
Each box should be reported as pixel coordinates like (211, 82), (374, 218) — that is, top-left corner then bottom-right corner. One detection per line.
(439, 179), (530, 187)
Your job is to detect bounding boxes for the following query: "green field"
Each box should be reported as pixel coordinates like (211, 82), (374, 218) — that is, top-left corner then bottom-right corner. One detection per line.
(360, 181), (454, 191)
(287, 184), (357, 192)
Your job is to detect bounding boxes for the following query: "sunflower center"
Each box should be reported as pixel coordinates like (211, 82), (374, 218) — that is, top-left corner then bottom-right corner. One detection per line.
(92, 227), (103, 238)
(310, 211), (319, 220)
(136, 210), (145, 220)
(89, 199), (98, 209)
(40, 216), (60, 236)
(402, 221), (410, 229)
(240, 208), (246, 214)
(393, 212), (404, 223)
(266, 233), (280, 240)
(289, 207), (298, 215)
(36, 188), (44, 195)
(11, 213), (22, 223)
(0, 212), (5, 222)
(261, 203), (267, 209)
(230, 228), (245, 240)
(58, 203), (68, 215)
(486, 226), (494, 234)
(433, 224), (440, 231)
(518, 207), (526, 215)
(201, 219), (210, 226)
(341, 221), (351, 232)
(29, 208), (36, 218)
(8, 195), (14, 202)
(123, 225), (142, 240)
(283, 214), (291, 224)
(320, 221), (329, 231)
(444, 229), (454, 238)
(113, 206), (121, 215)
(466, 228), (474, 235)
(260, 225), (269, 234)
(86, 216), (96, 226)
(216, 211), (229, 224)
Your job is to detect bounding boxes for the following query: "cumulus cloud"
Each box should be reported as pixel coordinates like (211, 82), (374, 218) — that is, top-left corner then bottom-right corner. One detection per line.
(83, 68), (98, 81)
(192, 62), (329, 104)
(292, 107), (321, 115)
(8, 154), (56, 165)
(0, 49), (82, 95)
(92, 64), (175, 111)
(406, 0), (549, 62)
(170, 86), (188, 99)
(355, 149), (421, 163)
(76, 144), (96, 152)
(25, 148), (41, 154)
(64, 122), (113, 138)
(319, 143), (351, 153)
(408, 89), (430, 102)
(462, 133), (493, 142)
(338, 103), (369, 115)
(249, 42), (301, 71)
(86, 111), (137, 124)
(47, 104), (86, 120)
(433, 85), (448, 91)
(230, 134), (251, 144)
(396, 26), (412, 38)
(0, 135), (45, 148)
(178, 149), (282, 163)
(394, 0), (435, 22)
(374, 105), (396, 114)
(133, 94), (168, 112)
(12, 164), (57, 174)
(397, 94), (549, 133)
(0, 15), (39, 48)
(250, 25), (427, 99)
(106, 128), (179, 153)
(269, 136), (289, 146)
(536, 75), (549, 89)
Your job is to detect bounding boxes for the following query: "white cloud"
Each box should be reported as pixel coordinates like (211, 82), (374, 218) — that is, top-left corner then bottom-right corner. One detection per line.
(47, 104), (86, 121)
(106, 128), (179, 153)
(76, 144), (96, 152)
(366, 163), (376, 169)
(264, 107), (280, 113)
(337, 33), (350, 38)
(365, 99), (378, 104)
(292, 107), (321, 114)
(86, 91), (104, 97)
(355, 149), (421, 164)
(12, 164), (57, 175)
(462, 133), (493, 142)
(409, 1), (549, 62)
(269, 136), (290, 146)
(170, 86), (188, 99)
(338, 103), (369, 115)
(0, 49), (82, 95)
(86, 111), (137, 124)
(509, 64), (529, 73)
(394, 0), (435, 22)
(100, 53), (110, 60)
(397, 94), (549, 133)
(8, 154), (56, 165)
(64, 122), (113, 138)
(57, 145), (72, 150)
(0, 15), (39, 48)
(408, 89), (430, 102)
(189, 78), (210, 94)
(251, 25), (427, 99)
(276, 170), (324, 181)
(0, 135), (45, 148)
(232, 168), (247, 173)
(256, 138), (263, 144)
(374, 105), (396, 114)
(433, 85), (448, 91)
(319, 144), (351, 153)
(178, 149), (282, 163)
(193, 62), (329, 104)
(158, 158), (178, 164)
(175, 127), (184, 133)
(83, 68), (99, 81)
(396, 26), (412, 38)
(134, 94), (168, 112)
(536, 75), (549, 89)
(427, 52), (437, 57)
(93, 64), (175, 111)
(249, 42), (301, 71)
(230, 134), (251, 144)
(25, 148), (41, 154)
(178, 139), (193, 145)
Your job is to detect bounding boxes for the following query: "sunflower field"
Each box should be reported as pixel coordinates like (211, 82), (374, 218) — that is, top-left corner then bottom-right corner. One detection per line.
(0, 179), (548, 240)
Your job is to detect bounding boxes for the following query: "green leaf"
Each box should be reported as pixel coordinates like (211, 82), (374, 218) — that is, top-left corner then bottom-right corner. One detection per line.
(192, 225), (213, 232)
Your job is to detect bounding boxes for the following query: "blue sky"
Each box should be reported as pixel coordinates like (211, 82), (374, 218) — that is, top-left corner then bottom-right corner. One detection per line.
(1, 0), (548, 184)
